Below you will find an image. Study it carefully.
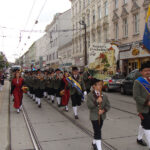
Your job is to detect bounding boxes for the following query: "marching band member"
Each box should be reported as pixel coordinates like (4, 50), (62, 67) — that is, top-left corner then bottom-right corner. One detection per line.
(53, 69), (63, 107)
(61, 71), (70, 112)
(133, 61), (150, 149)
(69, 67), (82, 119)
(11, 70), (24, 113)
(35, 70), (44, 108)
(49, 71), (55, 103)
(43, 70), (48, 98)
(87, 78), (110, 150)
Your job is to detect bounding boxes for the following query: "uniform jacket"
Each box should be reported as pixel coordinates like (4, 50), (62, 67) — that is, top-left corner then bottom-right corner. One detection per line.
(81, 71), (92, 91)
(133, 79), (150, 114)
(68, 75), (82, 96)
(87, 91), (111, 121)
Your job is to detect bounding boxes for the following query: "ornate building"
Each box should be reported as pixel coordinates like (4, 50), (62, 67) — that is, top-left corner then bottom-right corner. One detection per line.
(70, 0), (150, 73)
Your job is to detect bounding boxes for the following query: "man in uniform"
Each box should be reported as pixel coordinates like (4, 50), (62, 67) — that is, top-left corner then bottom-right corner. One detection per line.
(81, 67), (93, 96)
(53, 69), (63, 107)
(133, 61), (150, 149)
(69, 67), (82, 119)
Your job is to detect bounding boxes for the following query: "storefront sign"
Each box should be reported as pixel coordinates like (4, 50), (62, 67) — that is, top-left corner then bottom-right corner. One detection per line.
(120, 46), (150, 60)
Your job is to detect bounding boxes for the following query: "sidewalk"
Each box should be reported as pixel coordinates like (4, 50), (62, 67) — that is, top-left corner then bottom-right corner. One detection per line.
(0, 81), (10, 150)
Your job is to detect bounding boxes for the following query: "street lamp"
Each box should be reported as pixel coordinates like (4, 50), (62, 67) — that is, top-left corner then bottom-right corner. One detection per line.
(79, 20), (87, 66)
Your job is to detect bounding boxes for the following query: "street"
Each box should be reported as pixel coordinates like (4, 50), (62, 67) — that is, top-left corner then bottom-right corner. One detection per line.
(0, 81), (149, 150)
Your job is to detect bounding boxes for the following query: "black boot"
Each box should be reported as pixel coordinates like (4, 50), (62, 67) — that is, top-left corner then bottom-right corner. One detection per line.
(92, 143), (98, 150)
(137, 139), (147, 146)
(75, 115), (79, 119)
(38, 104), (42, 108)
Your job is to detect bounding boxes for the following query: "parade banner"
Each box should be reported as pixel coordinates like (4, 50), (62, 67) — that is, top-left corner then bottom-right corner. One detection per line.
(88, 43), (119, 80)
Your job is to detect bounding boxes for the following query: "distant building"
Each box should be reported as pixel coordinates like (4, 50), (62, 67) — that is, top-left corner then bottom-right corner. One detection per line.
(45, 9), (73, 69)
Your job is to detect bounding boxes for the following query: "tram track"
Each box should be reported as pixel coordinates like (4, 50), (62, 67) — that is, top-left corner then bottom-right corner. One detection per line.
(44, 99), (118, 150)
(8, 85), (42, 150)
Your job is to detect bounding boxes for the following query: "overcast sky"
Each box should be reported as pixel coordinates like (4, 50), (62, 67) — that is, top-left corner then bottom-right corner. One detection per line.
(0, 0), (71, 62)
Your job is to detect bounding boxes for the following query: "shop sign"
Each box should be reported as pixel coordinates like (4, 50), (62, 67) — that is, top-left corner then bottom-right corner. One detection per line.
(120, 45), (150, 60)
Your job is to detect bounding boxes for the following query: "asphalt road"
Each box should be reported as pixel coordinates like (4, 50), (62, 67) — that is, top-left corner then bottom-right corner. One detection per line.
(0, 81), (149, 150)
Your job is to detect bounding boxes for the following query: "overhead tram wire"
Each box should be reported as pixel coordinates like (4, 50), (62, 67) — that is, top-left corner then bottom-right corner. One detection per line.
(20, 0), (48, 54)
(16, 0), (38, 56)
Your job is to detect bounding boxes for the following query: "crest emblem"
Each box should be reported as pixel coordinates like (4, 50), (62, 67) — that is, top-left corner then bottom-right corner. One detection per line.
(147, 16), (150, 32)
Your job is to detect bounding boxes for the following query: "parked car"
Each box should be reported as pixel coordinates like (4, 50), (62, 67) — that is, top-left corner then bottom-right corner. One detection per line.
(120, 69), (141, 95)
(103, 74), (125, 92)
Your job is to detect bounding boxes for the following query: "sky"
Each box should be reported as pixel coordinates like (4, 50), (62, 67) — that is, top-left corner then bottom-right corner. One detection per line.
(0, 0), (71, 62)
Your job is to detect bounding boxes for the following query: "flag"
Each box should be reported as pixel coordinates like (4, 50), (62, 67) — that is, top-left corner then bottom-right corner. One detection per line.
(66, 76), (83, 98)
(143, 5), (150, 51)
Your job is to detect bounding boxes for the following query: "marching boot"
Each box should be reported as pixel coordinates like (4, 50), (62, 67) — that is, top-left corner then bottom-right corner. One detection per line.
(92, 143), (98, 150)
(17, 109), (20, 113)
(51, 95), (54, 103)
(137, 139), (147, 146)
(92, 139), (98, 150)
(73, 107), (78, 119)
(144, 129), (150, 148)
(38, 98), (41, 108)
(56, 97), (61, 107)
(137, 125), (146, 146)
(95, 140), (102, 150)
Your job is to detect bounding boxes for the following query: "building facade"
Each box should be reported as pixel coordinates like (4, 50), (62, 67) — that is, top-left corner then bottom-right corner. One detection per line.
(110, 0), (150, 74)
(70, 0), (112, 67)
(45, 9), (73, 69)
(70, 0), (150, 73)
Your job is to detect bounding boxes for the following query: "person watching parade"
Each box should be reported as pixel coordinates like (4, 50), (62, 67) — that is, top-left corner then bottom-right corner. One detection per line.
(133, 61), (150, 149)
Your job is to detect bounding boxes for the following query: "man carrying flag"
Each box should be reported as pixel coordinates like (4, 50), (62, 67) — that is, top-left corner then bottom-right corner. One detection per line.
(143, 5), (150, 51)
(67, 67), (83, 119)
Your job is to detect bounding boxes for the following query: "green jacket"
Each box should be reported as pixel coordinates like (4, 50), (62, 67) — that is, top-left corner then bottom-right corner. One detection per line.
(133, 80), (150, 114)
(81, 71), (92, 91)
(53, 75), (62, 90)
(87, 91), (111, 121)
(69, 75), (83, 95)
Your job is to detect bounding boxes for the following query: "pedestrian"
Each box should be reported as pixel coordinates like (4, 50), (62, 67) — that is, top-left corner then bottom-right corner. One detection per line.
(87, 78), (110, 150)
(69, 67), (82, 119)
(61, 71), (70, 112)
(133, 61), (150, 149)
(11, 70), (24, 113)
(0, 71), (5, 91)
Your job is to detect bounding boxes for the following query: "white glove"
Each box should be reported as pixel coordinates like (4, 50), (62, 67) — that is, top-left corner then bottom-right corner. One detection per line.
(84, 91), (87, 96)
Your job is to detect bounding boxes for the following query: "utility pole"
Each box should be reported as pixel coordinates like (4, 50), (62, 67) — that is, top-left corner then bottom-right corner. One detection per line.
(79, 21), (87, 66)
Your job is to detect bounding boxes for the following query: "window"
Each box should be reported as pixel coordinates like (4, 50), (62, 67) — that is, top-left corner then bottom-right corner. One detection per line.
(53, 53), (55, 60)
(98, 30), (101, 43)
(92, 10), (95, 23)
(115, 0), (118, 9)
(123, 0), (127, 4)
(83, 0), (85, 9)
(79, 0), (81, 12)
(114, 23), (119, 40)
(79, 38), (82, 52)
(92, 33), (96, 42)
(123, 18), (128, 37)
(88, 36), (90, 48)
(104, 28), (108, 42)
(133, 13), (139, 34)
(104, 1), (108, 16)
(98, 6), (102, 19)
(87, 14), (90, 26)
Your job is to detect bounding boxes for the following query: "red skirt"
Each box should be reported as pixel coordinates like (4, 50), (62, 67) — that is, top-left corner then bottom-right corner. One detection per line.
(13, 89), (23, 109)
(61, 90), (70, 106)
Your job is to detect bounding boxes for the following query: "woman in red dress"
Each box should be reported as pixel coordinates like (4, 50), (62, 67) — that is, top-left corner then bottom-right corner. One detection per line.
(11, 71), (24, 113)
(61, 71), (70, 112)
